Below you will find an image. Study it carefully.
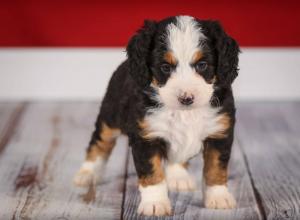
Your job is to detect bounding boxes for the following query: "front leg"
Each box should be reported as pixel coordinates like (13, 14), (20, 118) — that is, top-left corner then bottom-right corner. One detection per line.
(131, 137), (171, 216)
(203, 138), (236, 209)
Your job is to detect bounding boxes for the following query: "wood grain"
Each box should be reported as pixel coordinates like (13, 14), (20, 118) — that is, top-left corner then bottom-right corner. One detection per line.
(2, 101), (300, 219)
(0, 102), (25, 154)
(123, 142), (261, 220)
(0, 102), (128, 220)
(236, 102), (300, 219)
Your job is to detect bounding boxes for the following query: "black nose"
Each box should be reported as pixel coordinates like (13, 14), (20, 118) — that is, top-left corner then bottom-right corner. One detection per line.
(178, 94), (194, 106)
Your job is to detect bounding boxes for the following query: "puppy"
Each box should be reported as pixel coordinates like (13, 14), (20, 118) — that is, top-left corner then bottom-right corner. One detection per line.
(74, 15), (240, 216)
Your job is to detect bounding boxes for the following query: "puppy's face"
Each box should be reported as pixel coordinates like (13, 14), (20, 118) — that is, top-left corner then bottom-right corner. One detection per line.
(150, 16), (215, 110)
(127, 16), (239, 110)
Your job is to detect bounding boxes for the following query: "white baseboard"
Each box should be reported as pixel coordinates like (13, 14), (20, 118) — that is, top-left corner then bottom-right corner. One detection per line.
(0, 48), (299, 101)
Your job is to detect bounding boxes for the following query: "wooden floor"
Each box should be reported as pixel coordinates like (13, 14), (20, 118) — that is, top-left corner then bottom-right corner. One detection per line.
(0, 102), (299, 220)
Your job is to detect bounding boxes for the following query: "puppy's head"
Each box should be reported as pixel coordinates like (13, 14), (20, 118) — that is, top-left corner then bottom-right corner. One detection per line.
(127, 16), (240, 110)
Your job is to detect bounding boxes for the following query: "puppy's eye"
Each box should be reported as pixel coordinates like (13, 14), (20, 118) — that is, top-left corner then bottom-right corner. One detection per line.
(195, 61), (208, 72)
(160, 64), (172, 74)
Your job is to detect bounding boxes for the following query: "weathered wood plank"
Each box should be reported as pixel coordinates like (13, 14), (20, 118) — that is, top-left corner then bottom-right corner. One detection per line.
(0, 102), (128, 220)
(0, 102), (25, 154)
(236, 102), (300, 220)
(123, 141), (261, 219)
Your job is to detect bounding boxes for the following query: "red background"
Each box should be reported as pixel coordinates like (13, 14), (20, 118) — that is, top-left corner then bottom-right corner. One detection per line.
(1, 0), (300, 47)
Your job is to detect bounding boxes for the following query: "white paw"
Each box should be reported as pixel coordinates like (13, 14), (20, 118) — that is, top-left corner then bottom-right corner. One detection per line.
(73, 168), (94, 187)
(138, 180), (172, 216)
(166, 164), (196, 191)
(73, 159), (104, 187)
(138, 199), (172, 216)
(204, 185), (236, 209)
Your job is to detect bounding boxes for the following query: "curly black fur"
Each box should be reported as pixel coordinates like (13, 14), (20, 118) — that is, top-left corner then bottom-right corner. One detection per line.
(126, 20), (157, 88)
(201, 20), (240, 87)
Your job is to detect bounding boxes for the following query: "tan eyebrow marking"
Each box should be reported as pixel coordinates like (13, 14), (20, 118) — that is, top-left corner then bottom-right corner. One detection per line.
(192, 50), (203, 64)
(164, 51), (177, 65)
(151, 77), (159, 87)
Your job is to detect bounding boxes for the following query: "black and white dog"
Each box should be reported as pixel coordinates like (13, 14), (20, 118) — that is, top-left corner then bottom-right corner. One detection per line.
(74, 15), (240, 216)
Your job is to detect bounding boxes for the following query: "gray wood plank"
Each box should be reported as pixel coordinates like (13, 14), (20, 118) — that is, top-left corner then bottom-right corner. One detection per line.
(123, 141), (261, 219)
(0, 102), (128, 220)
(236, 102), (300, 220)
(0, 102), (25, 154)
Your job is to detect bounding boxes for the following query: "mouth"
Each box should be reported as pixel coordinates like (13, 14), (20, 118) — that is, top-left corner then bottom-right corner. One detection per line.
(177, 103), (197, 111)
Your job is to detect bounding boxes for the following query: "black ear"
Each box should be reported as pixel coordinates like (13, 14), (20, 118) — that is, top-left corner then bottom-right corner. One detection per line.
(203, 21), (240, 87)
(126, 20), (157, 88)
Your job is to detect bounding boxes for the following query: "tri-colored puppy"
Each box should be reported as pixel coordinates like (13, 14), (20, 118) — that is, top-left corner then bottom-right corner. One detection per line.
(74, 15), (240, 216)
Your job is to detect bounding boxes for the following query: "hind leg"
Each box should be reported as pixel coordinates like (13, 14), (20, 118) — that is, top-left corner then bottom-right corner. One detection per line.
(74, 122), (120, 187)
(166, 162), (196, 191)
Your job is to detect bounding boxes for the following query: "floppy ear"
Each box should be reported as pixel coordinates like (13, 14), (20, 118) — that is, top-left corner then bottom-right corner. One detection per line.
(126, 20), (157, 88)
(203, 21), (240, 87)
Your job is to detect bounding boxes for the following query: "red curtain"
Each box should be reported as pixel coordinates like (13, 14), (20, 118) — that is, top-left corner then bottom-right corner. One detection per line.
(0, 1), (299, 47)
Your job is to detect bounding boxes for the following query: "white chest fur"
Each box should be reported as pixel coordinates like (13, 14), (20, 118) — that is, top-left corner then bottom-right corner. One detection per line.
(144, 106), (223, 163)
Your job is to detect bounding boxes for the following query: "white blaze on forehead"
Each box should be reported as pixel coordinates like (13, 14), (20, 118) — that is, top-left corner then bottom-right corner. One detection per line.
(167, 16), (205, 63)
(155, 16), (213, 110)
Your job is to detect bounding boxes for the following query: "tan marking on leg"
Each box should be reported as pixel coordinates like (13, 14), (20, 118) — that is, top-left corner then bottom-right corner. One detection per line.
(164, 51), (177, 65)
(86, 123), (120, 161)
(209, 113), (231, 139)
(192, 50), (203, 64)
(86, 142), (114, 161)
(100, 123), (121, 141)
(139, 154), (165, 187)
(203, 146), (227, 186)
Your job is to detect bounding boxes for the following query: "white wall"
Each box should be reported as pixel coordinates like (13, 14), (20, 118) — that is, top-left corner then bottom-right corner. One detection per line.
(0, 48), (299, 101)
